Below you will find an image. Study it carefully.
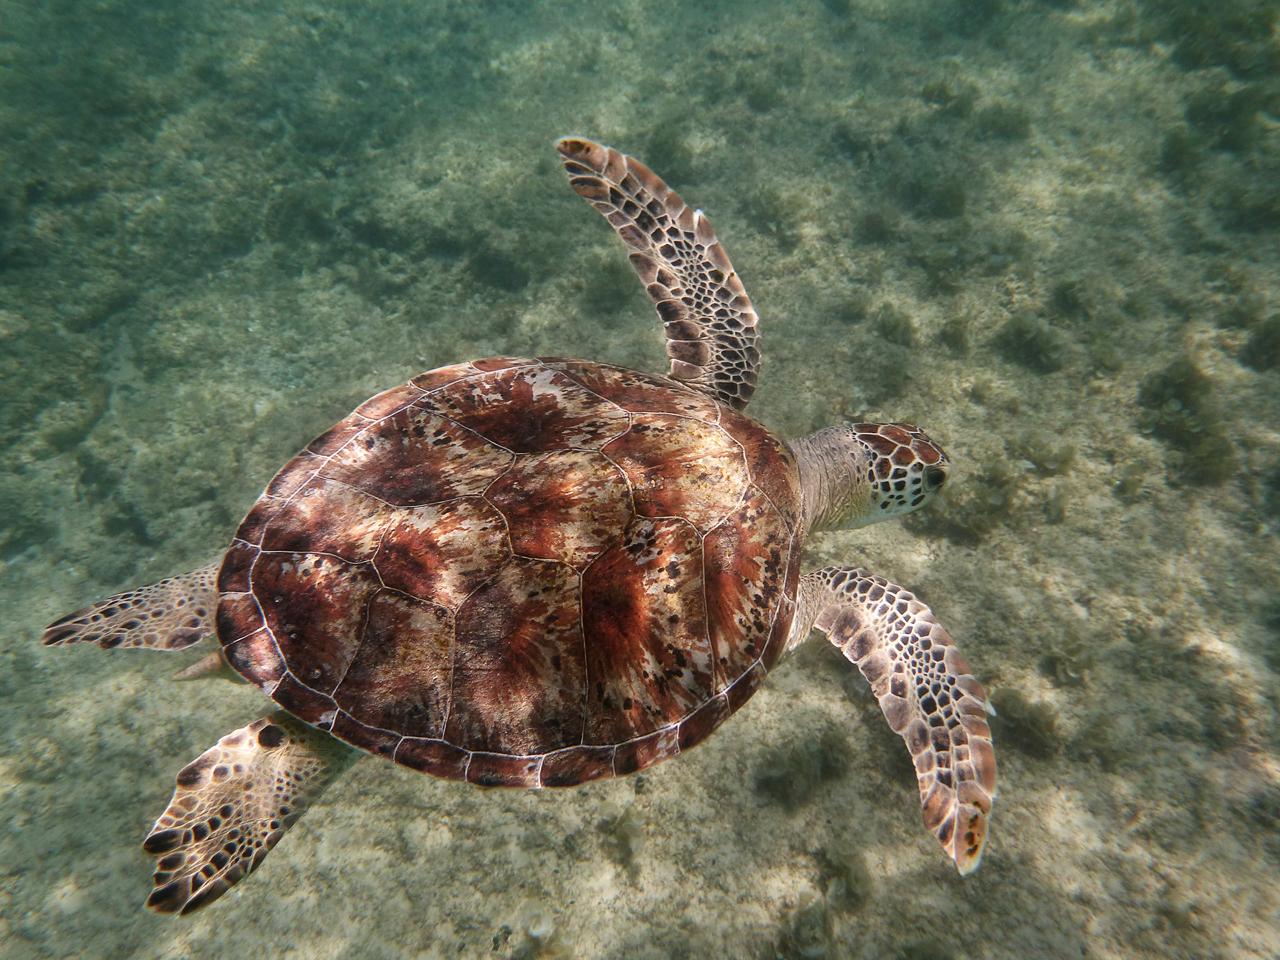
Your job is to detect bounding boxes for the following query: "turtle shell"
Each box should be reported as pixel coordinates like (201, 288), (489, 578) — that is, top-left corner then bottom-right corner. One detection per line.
(216, 357), (802, 787)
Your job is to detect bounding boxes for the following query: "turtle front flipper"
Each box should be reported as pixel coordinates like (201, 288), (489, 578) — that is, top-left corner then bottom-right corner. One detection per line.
(41, 562), (221, 651)
(556, 137), (761, 410)
(144, 712), (356, 915)
(799, 567), (997, 874)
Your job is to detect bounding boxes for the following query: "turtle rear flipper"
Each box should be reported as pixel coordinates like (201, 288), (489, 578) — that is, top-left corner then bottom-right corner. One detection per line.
(799, 567), (998, 875)
(41, 562), (220, 651)
(144, 712), (355, 915)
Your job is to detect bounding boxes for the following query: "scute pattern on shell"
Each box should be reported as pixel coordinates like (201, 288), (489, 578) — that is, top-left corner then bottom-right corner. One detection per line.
(218, 358), (801, 787)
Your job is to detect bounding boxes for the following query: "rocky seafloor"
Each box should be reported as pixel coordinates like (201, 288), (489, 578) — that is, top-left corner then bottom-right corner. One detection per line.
(1, 1), (1277, 958)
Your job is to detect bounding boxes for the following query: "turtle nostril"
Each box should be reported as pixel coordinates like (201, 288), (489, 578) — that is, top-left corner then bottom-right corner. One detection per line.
(924, 465), (948, 490)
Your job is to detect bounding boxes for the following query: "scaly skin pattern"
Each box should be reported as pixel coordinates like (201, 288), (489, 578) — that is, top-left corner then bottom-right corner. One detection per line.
(557, 137), (762, 410)
(142, 712), (353, 914)
(216, 357), (803, 787)
(792, 422), (950, 531)
(41, 562), (220, 650)
(798, 567), (997, 874)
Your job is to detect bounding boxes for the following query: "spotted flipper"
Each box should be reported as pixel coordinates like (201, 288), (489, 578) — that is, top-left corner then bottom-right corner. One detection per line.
(41, 562), (220, 651)
(557, 137), (762, 410)
(143, 712), (355, 914)
(800, 567), (997, 874)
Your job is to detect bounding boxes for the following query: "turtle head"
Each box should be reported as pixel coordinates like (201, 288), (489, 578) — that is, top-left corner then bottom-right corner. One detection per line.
(850, 421), (950, 526)
(795, 421), (950, 531)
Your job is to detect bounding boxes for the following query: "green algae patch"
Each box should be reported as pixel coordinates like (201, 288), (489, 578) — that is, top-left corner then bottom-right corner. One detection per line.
(1242, 314), (1280, 372)
(1156, 0), (1280, 79)
(902, 173), (968, 221)
(994, 312), (1070, 373)
(937, 314), (972, 356)
(921, 78), (977, 118)
(1185, 81), (1267, 153)
(1137, 356), (1237, 486)
(753, 722), (852, 810)
(874, 302), (918, 348)
(1013, 429), (1076, 476)
(974, 102), (1032, 141)
(816, 846), (873, 912)
(922, 457), (1023, 545)
(596, 805), (644, 871)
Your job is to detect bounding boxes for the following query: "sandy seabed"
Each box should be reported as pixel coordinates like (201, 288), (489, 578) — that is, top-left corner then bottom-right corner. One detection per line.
(1, 1), (1277, 958)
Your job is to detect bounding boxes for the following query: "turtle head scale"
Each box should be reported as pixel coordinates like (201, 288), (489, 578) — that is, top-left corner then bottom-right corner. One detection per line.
(794, 421), (950, 531)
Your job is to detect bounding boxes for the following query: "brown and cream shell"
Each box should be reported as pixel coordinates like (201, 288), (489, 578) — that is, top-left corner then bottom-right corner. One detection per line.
(216, 357), (801, 787)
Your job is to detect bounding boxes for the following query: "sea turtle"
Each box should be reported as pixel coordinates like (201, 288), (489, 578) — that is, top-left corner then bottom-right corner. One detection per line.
(43, 137), (997, 915)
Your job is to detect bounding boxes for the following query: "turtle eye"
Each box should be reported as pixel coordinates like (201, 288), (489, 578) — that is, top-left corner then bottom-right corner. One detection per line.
(924, 465), (948, 490)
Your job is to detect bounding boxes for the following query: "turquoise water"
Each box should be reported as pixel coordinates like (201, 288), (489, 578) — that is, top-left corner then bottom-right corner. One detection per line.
(2, 1), (1278, 957)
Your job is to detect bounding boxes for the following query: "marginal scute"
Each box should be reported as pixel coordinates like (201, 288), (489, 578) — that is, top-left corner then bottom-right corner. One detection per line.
(329, 711), (400, 759)
(540, 744), (617, 787)
(216, 593), (264, 645)
(233, 502), (273, 547)
(677, 694), (730, 750)
(307, 419), (366, 457)
(353, 382), (426, 420)
(395, 738), (469, 779)
(466, 752), (541, 788)
(409, 360), (481, 393)
(613, 725), (680, 776)
(217, 540), (258, 594)
(472, 355), (536, 373)
(271, 673), (338, 726)
(546, 358), (723, 420)
(221, 628), (283, 690)
(264, 452), (325, 500)
(725, 662), (767, 713)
